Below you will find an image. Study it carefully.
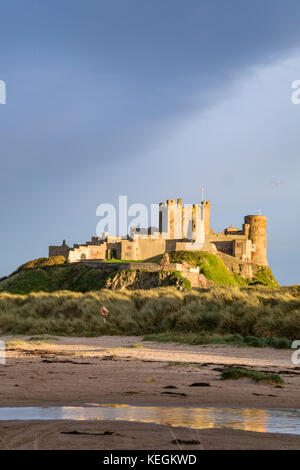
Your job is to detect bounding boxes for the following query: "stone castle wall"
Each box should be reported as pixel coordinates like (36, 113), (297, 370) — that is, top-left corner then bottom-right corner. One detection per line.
(48, 199), (268, 268)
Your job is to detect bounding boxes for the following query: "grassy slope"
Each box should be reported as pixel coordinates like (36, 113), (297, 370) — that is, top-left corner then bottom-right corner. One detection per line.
(0, 263), (109, 294)
(169, 251), (245, 286)
(20, 256), (67, 270)
(0, 262), (189, 294)
(167, 251), (277, 287)
(0, 251), (278, 295)
(250, 265), (279, 287)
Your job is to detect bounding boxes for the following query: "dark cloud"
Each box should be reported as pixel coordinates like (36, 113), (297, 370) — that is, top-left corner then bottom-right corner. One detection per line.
(0, 0), (300, 281)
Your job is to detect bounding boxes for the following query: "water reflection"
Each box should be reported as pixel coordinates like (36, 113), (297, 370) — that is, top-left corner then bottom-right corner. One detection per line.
(0, 405), (299, 435)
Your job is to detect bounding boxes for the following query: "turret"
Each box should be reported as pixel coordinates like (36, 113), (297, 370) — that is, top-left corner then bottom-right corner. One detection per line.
(202, 201), (211, 238)
(244, 215), (268, 266)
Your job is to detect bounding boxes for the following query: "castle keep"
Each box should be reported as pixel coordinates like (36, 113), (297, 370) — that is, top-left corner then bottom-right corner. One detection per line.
(49, 199), (268, 267)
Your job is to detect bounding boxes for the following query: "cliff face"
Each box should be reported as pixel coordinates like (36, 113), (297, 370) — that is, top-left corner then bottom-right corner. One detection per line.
(105, 270), (213, 290)
(105, 270), (186, 290)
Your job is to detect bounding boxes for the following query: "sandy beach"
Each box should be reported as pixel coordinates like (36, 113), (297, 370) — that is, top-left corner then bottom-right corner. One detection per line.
(0, 335), (299, 449)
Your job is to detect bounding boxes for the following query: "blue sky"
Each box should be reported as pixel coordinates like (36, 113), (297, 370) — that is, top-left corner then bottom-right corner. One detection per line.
(0, 0), (300, 284)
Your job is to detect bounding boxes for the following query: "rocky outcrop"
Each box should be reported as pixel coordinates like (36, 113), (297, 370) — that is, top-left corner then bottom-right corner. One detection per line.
(184, 271), (215, 288)
(104, 268), (215, 290)
(105, 270), (188, 290)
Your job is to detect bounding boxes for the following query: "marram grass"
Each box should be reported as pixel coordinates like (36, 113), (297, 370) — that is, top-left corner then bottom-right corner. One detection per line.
(0, 286), (299, 345)
(221, 367), (284, 385)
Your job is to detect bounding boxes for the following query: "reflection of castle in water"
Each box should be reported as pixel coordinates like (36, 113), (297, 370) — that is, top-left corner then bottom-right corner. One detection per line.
(60, 405), (268, 433)
(144, 406), (268, 433)
(1, 406), (298, 434)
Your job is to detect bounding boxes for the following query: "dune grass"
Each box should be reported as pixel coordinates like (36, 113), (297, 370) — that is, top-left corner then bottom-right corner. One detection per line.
(6, 339), (53, 349)
(221, 367), (284, 385)
(142, 332), (292, 348)
(0, 286), (299, 346)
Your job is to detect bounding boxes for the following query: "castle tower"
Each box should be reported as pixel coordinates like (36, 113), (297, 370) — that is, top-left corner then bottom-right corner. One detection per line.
(244, 215), (268, 266)
(192, 204), (197, 242)
(159, 198), (205, 243)
(202, 201), (211, 238)
(159, 199), (182, 239)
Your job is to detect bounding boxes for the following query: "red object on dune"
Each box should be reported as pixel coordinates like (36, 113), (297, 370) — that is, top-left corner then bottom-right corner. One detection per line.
(100, 306), (109, 317)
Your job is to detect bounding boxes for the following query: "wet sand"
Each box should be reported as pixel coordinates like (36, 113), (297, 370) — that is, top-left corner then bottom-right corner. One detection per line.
(1, 420), (300, 450)
(0, 335), (300, 449)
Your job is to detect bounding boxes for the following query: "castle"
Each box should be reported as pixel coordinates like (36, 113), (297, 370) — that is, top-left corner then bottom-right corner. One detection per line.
(49, 199), (268, 268)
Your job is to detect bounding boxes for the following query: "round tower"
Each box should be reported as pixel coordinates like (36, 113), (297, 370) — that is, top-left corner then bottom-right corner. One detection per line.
(244, 215), (268, 266)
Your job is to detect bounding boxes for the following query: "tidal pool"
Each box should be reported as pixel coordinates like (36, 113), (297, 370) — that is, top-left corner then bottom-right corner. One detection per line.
(0, 404), (299, 435)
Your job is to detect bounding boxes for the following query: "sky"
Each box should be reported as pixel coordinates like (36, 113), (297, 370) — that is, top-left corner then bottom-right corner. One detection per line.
(0, 0), (300, 285)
